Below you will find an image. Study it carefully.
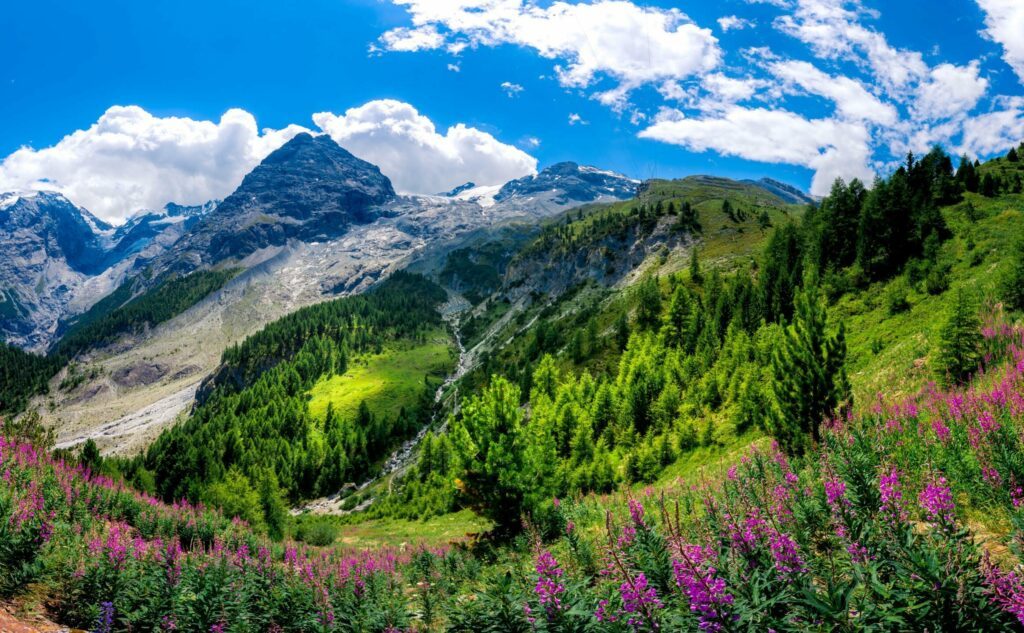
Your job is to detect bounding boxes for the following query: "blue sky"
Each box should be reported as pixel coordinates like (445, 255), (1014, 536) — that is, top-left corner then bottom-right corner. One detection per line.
(1, 0), (1023, 223)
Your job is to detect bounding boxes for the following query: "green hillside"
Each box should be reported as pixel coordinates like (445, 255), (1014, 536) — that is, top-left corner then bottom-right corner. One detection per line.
(307, 331), (454, 423)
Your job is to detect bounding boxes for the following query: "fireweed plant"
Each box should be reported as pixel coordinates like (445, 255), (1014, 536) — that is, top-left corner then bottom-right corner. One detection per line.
(4, 311), (1024, 630)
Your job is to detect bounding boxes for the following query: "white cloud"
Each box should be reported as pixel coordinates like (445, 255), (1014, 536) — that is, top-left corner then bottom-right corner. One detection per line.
(768, 59), (898, 125)
(718, 15), (755, 32)
(0, 106), (307, 224)
(774, 0), (928, 94)
(377, 24), (445, 52)
(0, 101), (537, 222)
(959, 97), (1024, 157)
(312, 99), (537, 195)
(523, 137), (542, 148)
(639, 106), (874, 195)
(501, 81), (525, 97)
(380, 1), (720, 105)
(700, 73), (770, 109)
(447, 62), (461, 72)
(977, 0), (1024, 83)
(913, 62), (988, 121)
(568, 113), (588, 126)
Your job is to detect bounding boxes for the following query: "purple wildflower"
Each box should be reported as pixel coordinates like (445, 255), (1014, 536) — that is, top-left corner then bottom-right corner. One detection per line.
(628, 499), (646, 527)
(879, 467), (908, 523)
(984, 558), (1024, 625)
(672, 545), (734, 632)
(824, 477), (848, 508)
(767, 529), (806, 577)
(533, 550), (567, 616)
(619, 572), (663, 630)
(919, 476), (955, 524)
(94, 602), (114, 633)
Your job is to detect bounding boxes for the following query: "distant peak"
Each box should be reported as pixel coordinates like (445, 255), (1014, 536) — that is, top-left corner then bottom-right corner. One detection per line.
(496, 160), (638, 204)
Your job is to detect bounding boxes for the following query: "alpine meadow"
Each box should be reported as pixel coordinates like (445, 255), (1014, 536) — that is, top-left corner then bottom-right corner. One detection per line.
(3, 0), (1024, 631)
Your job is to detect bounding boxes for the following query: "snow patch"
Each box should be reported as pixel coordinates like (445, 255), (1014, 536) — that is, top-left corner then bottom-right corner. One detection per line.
(453, 183), (502, 208)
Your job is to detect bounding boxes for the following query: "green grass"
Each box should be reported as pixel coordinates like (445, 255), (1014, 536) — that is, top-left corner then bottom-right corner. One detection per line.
(306, 329), (454, 422)
(840, 192), (1024, 401)
(299, 509), (489, 548)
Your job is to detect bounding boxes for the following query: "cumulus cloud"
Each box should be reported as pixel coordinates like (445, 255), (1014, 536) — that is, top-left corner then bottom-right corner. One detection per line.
(568, 113), (588, 126)
(0, 101), (537, 222)
(977, 0), (1024, 83)
(912, 62), (988, 121)
(379, 0), (720, 106)
(312, 99), (537, 195)
(958, 97), (1024, 157)
(0, 106), (307, 224)
(639, 106), (873, 195)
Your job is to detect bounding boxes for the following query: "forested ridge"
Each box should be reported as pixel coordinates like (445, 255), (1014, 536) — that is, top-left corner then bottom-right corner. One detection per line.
(368, 144), (1024, 530)
(142, 272), (450, 534)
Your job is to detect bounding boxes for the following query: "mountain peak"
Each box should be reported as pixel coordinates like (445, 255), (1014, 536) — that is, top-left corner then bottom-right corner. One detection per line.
(153, 133), (397, 268)
(495, 161), (638, 205)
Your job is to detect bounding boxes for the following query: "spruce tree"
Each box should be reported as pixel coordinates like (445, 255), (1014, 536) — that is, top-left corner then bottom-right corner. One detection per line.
(769, 281), (850, 455)
(1000, 230), (1024, 311)
(449, 377), (550, 536)
(935, 288), (982, 385)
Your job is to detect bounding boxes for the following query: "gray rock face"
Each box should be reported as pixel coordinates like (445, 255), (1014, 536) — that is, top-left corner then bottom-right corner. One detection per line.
(109, 201), (216, 263)
(0, 193), (216, 351)
(0, 192), (111, 349)
(495, 162), (638, 205)
(154, 133), (395, 272)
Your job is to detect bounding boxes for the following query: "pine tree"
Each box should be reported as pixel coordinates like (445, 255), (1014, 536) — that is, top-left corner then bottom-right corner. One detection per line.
(935, 288), (982, 385)
(982, 174), (998, 198)
(689, 248), (702, 284)
(614, 313), (630, 351)
(449, 377), (548, 536)
(635, 276), (662, 329)
(1008, 147), (1019, 162)
(722, 199), (736, 222)
(1000, 230), (1024, 311)
(769, 281), (850, 455)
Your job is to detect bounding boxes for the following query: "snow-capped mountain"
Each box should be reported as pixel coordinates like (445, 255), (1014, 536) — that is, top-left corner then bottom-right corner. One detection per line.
(0, 192), (113, 349)
(108, 201), (217, 261)
(495, 161), (639, 206)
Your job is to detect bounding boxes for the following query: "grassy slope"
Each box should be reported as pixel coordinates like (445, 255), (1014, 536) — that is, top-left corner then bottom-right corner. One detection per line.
(448, 174), (1024, 511)
(329, 509), (487, 548)
(306, 329), (455, 422)
(842, 191), (1023, 401)
(461, 177), (802, 383)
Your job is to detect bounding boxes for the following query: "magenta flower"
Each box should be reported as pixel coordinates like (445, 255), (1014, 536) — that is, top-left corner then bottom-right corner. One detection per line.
(628, 499), (646, 527)
(919, 476), (955, 524)
(984, 558), (1024, 625)
(619, 572), (663, 630)
(533, 550), (567, 616)
(824, 477), (848, 508)
(767, 529), (806, 577)
(672, 545), (734, 632)
(932, 419), (952, 443)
